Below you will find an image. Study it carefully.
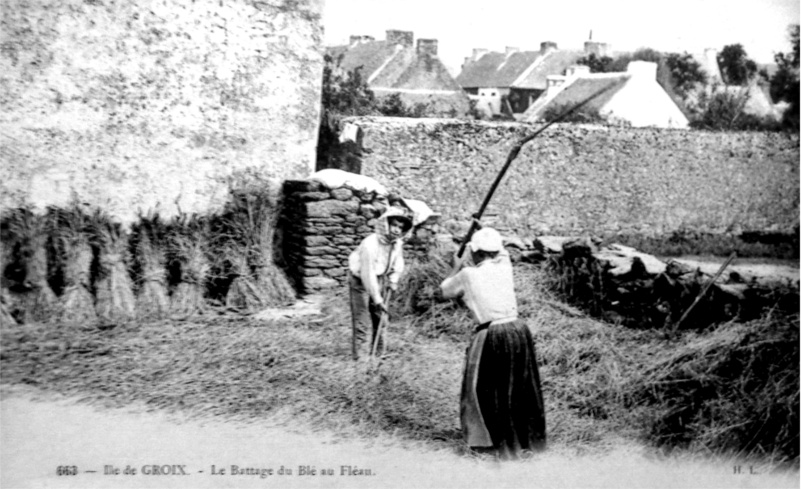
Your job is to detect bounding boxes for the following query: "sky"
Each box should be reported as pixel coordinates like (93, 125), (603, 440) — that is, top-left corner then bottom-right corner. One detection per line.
(322, 0), (800, 75)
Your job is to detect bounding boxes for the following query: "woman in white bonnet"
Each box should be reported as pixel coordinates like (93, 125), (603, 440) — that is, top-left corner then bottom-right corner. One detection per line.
(441, 226), (546, 460)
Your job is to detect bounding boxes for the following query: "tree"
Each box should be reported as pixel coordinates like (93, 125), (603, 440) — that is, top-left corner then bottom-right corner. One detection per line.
(717, 44), (758, 85)
(576, 53), (615, 73)
(320, 54), (377, 117)
(769, 24), (799, 131)
(663, 52), (707, 97)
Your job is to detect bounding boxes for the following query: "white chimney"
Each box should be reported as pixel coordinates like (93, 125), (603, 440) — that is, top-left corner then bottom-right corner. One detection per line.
(627, 61), (658, 80)
(565, 64), (591, 77)
(505, 46), (519, 57)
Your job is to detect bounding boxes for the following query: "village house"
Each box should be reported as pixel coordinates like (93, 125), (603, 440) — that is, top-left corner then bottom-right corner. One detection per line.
(522, 61), (690, 129)
(456, 41), (613, 118)
(326, 30), (470, 116)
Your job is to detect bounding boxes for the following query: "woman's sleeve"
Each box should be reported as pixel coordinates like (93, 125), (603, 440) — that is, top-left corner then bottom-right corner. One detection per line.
(359, 237), (383, 304)
(440, 271), (465, 299)
(388, 242), (405, 286)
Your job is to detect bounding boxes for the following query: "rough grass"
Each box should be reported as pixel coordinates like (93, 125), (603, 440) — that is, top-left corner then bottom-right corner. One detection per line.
(0, 261), (797, 469)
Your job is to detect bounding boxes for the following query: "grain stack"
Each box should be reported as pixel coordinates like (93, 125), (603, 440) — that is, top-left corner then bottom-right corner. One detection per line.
(92, 215), (136, 324)
(2, 209), (59, 324)
(131, 215), (170, 320)
(168, 216), (210, 317)
(54, 207), (97, 325)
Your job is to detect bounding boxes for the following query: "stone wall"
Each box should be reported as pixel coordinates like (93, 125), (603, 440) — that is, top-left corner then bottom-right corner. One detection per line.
(280, 180), (435, 294)
(347, 117), (799, 239)
(1, 0), (324, 226)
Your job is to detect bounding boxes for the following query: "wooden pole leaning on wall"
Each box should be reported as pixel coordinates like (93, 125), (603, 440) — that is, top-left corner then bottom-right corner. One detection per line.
(456, 80), (621, 258)
(671, 252), (738, 334)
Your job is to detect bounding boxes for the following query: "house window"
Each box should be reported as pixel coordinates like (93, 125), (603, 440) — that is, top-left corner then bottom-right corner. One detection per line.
(491, 92), (496, 96)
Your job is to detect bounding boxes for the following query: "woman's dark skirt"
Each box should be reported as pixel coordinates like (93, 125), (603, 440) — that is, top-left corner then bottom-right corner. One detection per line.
(460, 319), (546, 459)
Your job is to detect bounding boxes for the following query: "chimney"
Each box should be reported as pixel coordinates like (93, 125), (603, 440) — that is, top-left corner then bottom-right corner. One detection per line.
(417, 38), (438, 56)
(584, 41), (609, 57)
(505, 46), (519, 57)
(626, 60), (658, 80)
(565, 64), (590, 77)
(540, 41), (558, 55)
(386, 30), (413, 48)
(349, 35), (374, 46)
(546, 75), (567, 90)
(472, 48), (489, 61)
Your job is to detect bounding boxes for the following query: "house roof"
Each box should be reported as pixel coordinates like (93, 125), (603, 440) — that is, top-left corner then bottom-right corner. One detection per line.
(327, 41), (400, 81)
(370, 48), (462, 90)
(513, 50), (585, 89)
(455, 50), (545, 88)
(493, 51), (543, 86)
(524, 74), (629, 120)
(325, 39), (466, 109)
(455, 52), (507, 88)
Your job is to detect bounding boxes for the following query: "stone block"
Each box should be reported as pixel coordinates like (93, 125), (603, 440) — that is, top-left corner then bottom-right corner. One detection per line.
(304, 235), (331, 247)
(295, 191), (332, 202)
(304, 200), (359, 217)
(330, 188), (354, 200)
(304, 276), (339, 291)
(298, 266), (322, 277)
(323, 268), (346, 278)
(306, 246), (339, 256)
(284, 180), (323, 194)
(304, 256), (340, 268)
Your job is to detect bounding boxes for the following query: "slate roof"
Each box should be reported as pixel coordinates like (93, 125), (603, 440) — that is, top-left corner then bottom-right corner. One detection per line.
(327, 41), (400, 81)
(542, 75), (628, 110)
(524, 74), (629, 121)
(371, 48), (463, 90)
(513, 50), (585, 89)
(325, 41), (461, 91)
(455, 52), (507, 88)
(494, 51), (543, 86)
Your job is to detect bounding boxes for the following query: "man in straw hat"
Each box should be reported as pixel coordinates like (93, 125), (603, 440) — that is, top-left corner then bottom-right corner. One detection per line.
(440, 226), (546, 459)
(348, 206), (413, 361)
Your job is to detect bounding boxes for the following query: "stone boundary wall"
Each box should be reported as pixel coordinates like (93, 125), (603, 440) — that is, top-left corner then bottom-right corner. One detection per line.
(280, 180), (434, 294)
(347, 117), (799, 239)
(1, 0), (323, 227)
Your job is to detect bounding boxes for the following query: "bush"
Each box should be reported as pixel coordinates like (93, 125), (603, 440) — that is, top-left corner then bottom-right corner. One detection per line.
(689, 88), (782, 131)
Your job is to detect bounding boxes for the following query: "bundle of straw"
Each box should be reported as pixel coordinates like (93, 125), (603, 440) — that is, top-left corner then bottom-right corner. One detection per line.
(3, 209), (59, 324)
(92, 217), (136, 324)
(132, 215), (170, 320)
(252, 215), (295, 307)
(168, 227), (210, 317)
(212, 188), (296, 309)
(225, 248), (267, 313)
(0, 244), (17, 326)
(52, 207), (97, 325)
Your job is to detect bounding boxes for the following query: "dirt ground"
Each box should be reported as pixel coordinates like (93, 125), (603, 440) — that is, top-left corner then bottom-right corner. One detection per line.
(1, 385), (797, 489)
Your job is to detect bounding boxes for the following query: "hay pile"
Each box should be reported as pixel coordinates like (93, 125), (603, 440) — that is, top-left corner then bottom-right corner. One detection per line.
(2, 208), (59, 324)
(91, 215), (136, 324)
(129, 215), (170, 320)
(53, 207), (97, 325)
(211, 188), (295, 311)
(224, 249), (267, 313)
(396, 254), (473, 341)
(0, 235), (17, 326)
(167, 216), (210, 317)
(623, 314), (799, 464)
